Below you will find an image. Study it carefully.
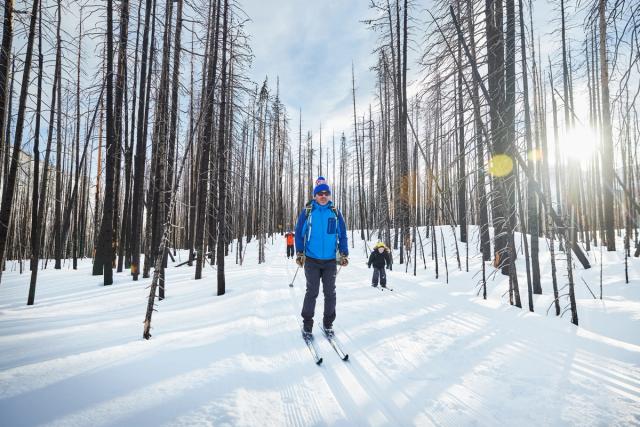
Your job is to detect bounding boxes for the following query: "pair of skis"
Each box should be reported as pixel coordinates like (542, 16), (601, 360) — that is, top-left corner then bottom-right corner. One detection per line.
(290, 271), (348, 365)
(302, 328), (349, 365)
(372, 284), (394, 291)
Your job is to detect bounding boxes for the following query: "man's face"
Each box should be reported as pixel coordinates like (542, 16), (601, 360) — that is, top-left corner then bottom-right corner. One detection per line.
(378, 247), (385, 253)
(315, 191), (330, 205)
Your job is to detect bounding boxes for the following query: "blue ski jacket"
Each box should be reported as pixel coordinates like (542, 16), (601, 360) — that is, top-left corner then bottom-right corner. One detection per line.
(294, 200), (348, 260)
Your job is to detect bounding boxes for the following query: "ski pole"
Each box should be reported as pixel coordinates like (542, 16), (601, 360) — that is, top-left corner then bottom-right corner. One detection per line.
(289, 266), (300, 287)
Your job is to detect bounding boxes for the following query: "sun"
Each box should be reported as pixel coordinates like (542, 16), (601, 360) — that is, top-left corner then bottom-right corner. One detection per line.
(558, 126), (599, 166)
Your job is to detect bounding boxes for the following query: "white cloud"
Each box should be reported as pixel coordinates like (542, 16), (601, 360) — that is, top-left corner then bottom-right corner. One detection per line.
(242, 0), (379, 138)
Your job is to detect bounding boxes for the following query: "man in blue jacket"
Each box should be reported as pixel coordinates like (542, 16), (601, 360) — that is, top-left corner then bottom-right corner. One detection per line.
(295, 178), (348, 337)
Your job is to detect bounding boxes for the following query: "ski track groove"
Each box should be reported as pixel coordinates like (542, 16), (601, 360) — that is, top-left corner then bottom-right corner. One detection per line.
(256, 258), (322, 426)
(280, 381), (324, 427)
(331, 331), (406, 425)
(284, 251), (402, 425)
(349, 264), (433, 370)
(344, 261), (517, 425)
(273, 248), (339, 425)
(284, 253), (406, 426)
(339, 282), (447, 425)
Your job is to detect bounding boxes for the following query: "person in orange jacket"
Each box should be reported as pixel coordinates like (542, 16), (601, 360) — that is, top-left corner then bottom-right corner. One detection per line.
(285, 231), (295, 258)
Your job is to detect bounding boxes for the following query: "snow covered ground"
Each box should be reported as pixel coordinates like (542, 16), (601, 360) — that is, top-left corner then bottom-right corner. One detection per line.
(1, 227), (639, 426)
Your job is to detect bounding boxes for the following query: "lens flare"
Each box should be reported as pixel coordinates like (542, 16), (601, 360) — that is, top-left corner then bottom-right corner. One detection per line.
(488, 154), (514, 177)
(528, 148), (543, 162)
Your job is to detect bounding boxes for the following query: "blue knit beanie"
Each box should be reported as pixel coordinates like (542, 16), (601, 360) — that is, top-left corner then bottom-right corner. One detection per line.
(313, 183), (331, 196)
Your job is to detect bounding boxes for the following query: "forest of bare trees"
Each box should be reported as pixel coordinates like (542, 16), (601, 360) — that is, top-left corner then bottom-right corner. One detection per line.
(0, 0), (638, 336)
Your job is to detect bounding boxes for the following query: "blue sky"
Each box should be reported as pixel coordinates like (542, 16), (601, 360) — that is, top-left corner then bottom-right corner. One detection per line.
(241, 0), (380, 140)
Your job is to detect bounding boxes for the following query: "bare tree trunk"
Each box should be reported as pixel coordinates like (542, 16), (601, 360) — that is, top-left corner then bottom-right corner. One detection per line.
(112, 0), (130, 271)
(456, 0), (467, 244)
(566, 205), (579, 325)
(159, 0), (183, 293)
(143, 89), (198, 340)
(467, 0), (490, 261)
(520, 0), (541, 294)
(27, 0), (44, 303)
(485, 0), (510, 274)
(352, 64), (366, 241)
(72, 9), (83, 270)
(92, 0), (116, 285)
(0, 0), (40, 284)
(55, 51), (66, 270)
(0, 0), (13, 184)
(598, 0), (616, 251)
(215, 0), (229, 296)
(130, 0), (155, 280)
(28, 3), (62, 297)
(194, 0), (220, 280)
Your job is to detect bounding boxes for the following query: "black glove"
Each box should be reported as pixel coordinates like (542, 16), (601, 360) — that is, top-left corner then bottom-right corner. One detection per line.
(295, 252), (305, 267)
(339, 253), (349, 266)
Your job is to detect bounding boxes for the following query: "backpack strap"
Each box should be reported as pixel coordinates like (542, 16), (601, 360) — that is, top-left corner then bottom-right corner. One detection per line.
(305, 201), (338, 219)
(304, 203), (313, 246)
(331, 206), (342, 255)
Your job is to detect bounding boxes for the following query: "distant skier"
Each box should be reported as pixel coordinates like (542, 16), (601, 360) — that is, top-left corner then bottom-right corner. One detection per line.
(285, 231), (295, 258)
(368, 242), (392, 288)
(295, 178), (348, 337)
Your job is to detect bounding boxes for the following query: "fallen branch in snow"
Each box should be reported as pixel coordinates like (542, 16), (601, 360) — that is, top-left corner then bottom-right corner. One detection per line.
(581, 278), (597, 300)
(546, 294), (570, 316)
(174, 252), (210, 267)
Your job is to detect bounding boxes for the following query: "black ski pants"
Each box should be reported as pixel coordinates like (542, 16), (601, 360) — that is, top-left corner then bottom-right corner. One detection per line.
(301, 257), (337, 331)
(372, 266), (387, 286)
(286, 245), (295, 258)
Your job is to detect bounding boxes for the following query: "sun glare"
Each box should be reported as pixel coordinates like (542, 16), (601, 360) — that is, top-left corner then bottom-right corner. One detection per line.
(558, 126), (598, 166)
(488, 154), (514, 177)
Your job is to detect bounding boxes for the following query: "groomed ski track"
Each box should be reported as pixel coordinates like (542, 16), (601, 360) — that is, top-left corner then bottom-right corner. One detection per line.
(0, 230), (638, 426)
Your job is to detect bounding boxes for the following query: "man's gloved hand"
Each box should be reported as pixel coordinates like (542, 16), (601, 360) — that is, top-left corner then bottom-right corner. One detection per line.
(339, 254), (349, 266)
(295, 252), (305, 267)
(367, 263), (371, 268)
